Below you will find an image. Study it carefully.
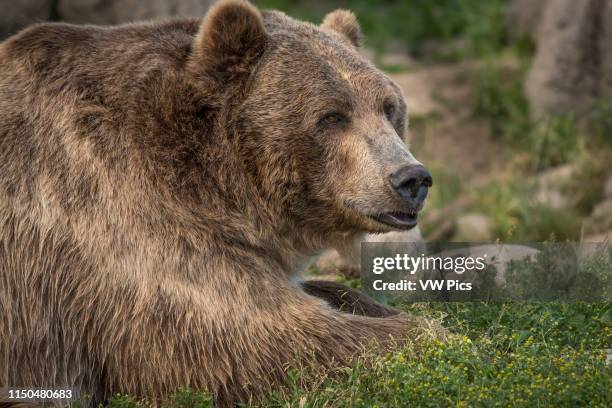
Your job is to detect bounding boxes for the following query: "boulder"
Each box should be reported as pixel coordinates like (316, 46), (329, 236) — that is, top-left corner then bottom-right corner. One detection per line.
(525, 0), (612, 115)
(586, 198), (612, 235)
(532, 164), (574, 209)
(0, 0), (52, 40)
(453, 213), (493, 242)
(433, 244), (539, 286)
(57, 0), (216, 25)
(507, 0), (549, 38)
(0, 1), (218, 41)
(582, 232), (611, 243)
(604, 173), (612, 199)
(313, 228), (425, 278)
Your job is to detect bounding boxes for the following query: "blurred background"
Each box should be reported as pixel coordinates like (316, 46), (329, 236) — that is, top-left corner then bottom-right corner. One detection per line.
(2, 0), (611, 243)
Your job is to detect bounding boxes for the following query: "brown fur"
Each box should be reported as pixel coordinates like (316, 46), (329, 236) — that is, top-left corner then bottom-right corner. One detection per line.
(0, 1), (441, 406)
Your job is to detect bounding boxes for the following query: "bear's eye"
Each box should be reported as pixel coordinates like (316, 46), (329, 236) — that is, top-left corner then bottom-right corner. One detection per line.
(319, 112), (348, 128)
(383, 103), (396, 121)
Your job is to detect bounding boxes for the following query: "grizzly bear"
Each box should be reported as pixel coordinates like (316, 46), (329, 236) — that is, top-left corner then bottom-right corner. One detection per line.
(0, 0), (440, 406)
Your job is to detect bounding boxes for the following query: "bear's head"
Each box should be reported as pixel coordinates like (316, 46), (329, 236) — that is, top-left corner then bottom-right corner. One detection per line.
(190, 0), (431, 238)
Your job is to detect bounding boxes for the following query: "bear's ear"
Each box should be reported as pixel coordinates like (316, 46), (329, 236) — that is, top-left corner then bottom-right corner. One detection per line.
(190, 0), (267, 77)
(321, 10), (362, 48)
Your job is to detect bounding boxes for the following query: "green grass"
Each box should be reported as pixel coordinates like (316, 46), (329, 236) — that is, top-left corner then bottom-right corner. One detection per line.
(473, 63), (531, 144)
(470, 180), (583, 242)
(102, 302), (611, 408)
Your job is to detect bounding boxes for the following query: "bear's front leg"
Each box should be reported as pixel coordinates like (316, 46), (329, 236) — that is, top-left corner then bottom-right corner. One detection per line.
(301, 279), (401, 317)
(100, 275), (444, 407)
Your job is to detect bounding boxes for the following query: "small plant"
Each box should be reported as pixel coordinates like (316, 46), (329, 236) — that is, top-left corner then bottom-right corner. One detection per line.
(103, 390), (215, 408)
(565, 153), (610, 215)
(473, 64), (530, 145)
(467, 178), (582, 242)
(169, 389), (215, 408)
(103, 395), (147, 408)
(531, 114), (582, 171)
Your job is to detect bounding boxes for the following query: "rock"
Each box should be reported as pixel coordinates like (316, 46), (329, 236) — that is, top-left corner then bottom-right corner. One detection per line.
(586, 199), (612, 235)
(313, 227), (425, 277)
(604, 174), (612, 199)
(0, 0), (53, 40)
(313, 250), (353, 276)
(582, 232), (611, 243)
(533, 189), (568, 210)
(537, 164), (574, 187)
(507, 0), (549, 38)
(364, 228), (425, 246)
(525, 0), (612, 115)
(0, 0), (218, 41)
(57, 0), (216, 25)
(579, 235), (610, 262)
(603, 1), (612, 102)
(532, 164), (574, 209)
(453, 213), (493, 242)
(433, 244), (539, 286)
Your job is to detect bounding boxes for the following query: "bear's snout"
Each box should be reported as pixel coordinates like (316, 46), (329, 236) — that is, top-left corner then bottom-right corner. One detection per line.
(388, 164), (432, 206)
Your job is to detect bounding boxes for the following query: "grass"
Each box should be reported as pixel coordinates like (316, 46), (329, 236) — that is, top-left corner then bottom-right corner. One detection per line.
(471, 179), (583, 242)
(101, 302), (611, 408)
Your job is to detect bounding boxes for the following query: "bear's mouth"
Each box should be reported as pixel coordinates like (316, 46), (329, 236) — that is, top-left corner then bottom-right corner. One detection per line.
(369, 210), (418, 230)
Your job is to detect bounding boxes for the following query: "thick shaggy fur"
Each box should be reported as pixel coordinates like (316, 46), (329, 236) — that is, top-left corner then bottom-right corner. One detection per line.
(0, 1), (442, 405)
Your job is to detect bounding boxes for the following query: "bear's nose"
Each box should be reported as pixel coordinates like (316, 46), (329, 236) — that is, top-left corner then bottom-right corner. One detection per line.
(389, 164), (433, 202)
